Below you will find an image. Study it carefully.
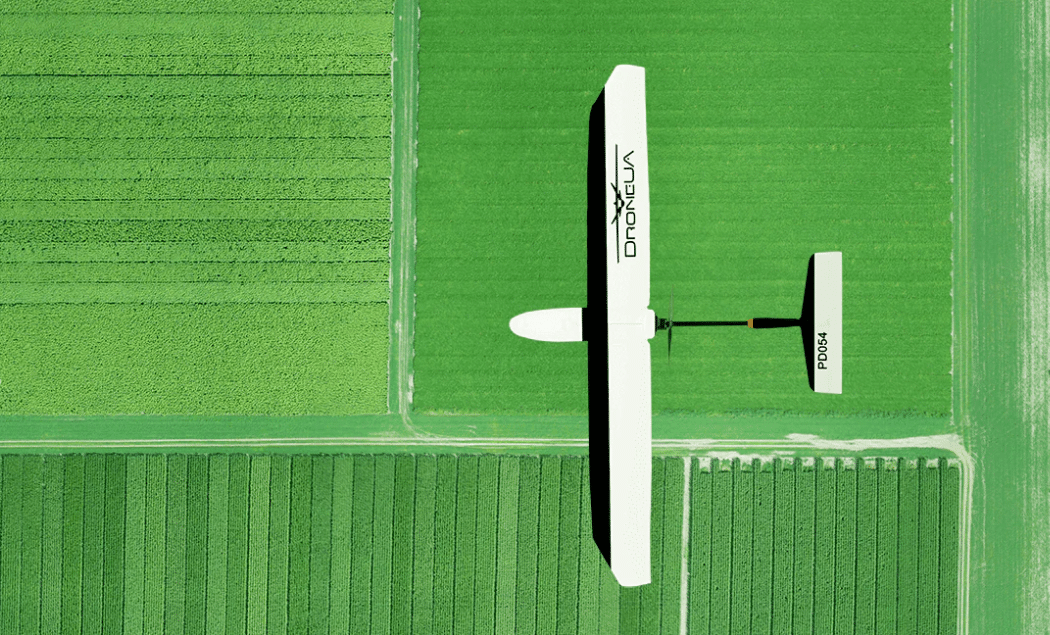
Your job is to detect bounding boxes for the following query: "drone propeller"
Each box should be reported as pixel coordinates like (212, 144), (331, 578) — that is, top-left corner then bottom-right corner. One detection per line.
(655, 285), (746, 356)
(667, 286), (674, 361)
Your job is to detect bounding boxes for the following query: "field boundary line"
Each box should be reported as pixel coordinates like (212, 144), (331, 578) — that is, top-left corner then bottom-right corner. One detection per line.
(952, 0), (971, 630)
(388, 0), (419, 420)
(952, 0), (971, 431)
(0, 433), (970, 450)
(1021, 0), (1050, 628)
(679, 457), (692, 635)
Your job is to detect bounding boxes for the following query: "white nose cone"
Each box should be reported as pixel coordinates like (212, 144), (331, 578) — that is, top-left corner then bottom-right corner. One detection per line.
(509, 308), (584, 342)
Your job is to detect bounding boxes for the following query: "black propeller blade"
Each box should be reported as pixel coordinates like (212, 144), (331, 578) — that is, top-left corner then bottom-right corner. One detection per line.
(667, 286), (674, 361)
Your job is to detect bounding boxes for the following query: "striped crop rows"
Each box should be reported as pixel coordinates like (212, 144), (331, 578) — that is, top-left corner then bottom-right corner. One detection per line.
(0, 453), (958, 634)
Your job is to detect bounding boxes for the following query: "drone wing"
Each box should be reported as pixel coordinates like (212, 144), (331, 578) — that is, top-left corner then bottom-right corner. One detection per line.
(604, 66), (650, 315)
(587, 64), (654, 588)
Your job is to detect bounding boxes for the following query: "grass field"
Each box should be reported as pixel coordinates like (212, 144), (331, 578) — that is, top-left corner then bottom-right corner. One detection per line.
(0, 1), (394, 415)
(0, 453), (959, 634)
(414, 0), (953, 417)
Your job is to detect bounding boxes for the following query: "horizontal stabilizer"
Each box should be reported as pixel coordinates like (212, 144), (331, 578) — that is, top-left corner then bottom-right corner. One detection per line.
(800, 251), (842, 394)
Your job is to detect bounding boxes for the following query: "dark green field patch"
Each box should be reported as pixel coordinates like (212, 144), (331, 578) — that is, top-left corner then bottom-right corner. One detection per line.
(0, 453), (962, 633)
(687, 457), (961, 635)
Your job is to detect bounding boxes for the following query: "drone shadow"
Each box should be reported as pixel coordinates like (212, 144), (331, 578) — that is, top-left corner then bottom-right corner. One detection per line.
(584, 88), (613, 568)
(800, 254), (816, 391)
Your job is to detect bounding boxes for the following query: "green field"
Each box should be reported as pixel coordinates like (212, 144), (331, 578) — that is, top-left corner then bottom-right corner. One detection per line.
(414, 0), (952, 417)
(1, 0), (1047, 631)
(0, 2), (393, 415)
(0, 453), (959, 634)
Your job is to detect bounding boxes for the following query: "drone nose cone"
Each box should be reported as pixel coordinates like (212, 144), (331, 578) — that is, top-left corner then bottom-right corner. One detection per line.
(510, 308), (584, 342)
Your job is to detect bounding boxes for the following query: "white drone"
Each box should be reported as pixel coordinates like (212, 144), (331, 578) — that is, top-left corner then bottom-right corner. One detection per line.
(509, 65), (843, 587)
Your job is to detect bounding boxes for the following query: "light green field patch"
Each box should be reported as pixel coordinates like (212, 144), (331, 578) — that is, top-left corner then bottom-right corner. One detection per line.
(0, 1), (394, 415)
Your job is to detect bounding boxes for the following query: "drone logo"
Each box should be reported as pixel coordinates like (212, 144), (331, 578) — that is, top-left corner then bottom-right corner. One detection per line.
(610, 145), (637, 262)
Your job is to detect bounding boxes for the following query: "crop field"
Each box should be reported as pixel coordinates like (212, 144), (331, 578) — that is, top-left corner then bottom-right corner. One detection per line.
(0, 0), (394, 415)
(0, 0), (1046, 631)
(414, 0), (953, 418)
(0, 453), (959, 634)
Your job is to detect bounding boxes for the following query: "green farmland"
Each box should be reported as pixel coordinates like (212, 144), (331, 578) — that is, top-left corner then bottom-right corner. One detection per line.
(0, 453), (959, 634)
(0, 3), (393, 415)
(0, 0), (1046, 631)
(414, 0), (952, 418)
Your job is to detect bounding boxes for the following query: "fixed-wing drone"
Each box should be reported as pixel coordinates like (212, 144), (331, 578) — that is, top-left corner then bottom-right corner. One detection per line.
(509, 65), (843, 587)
